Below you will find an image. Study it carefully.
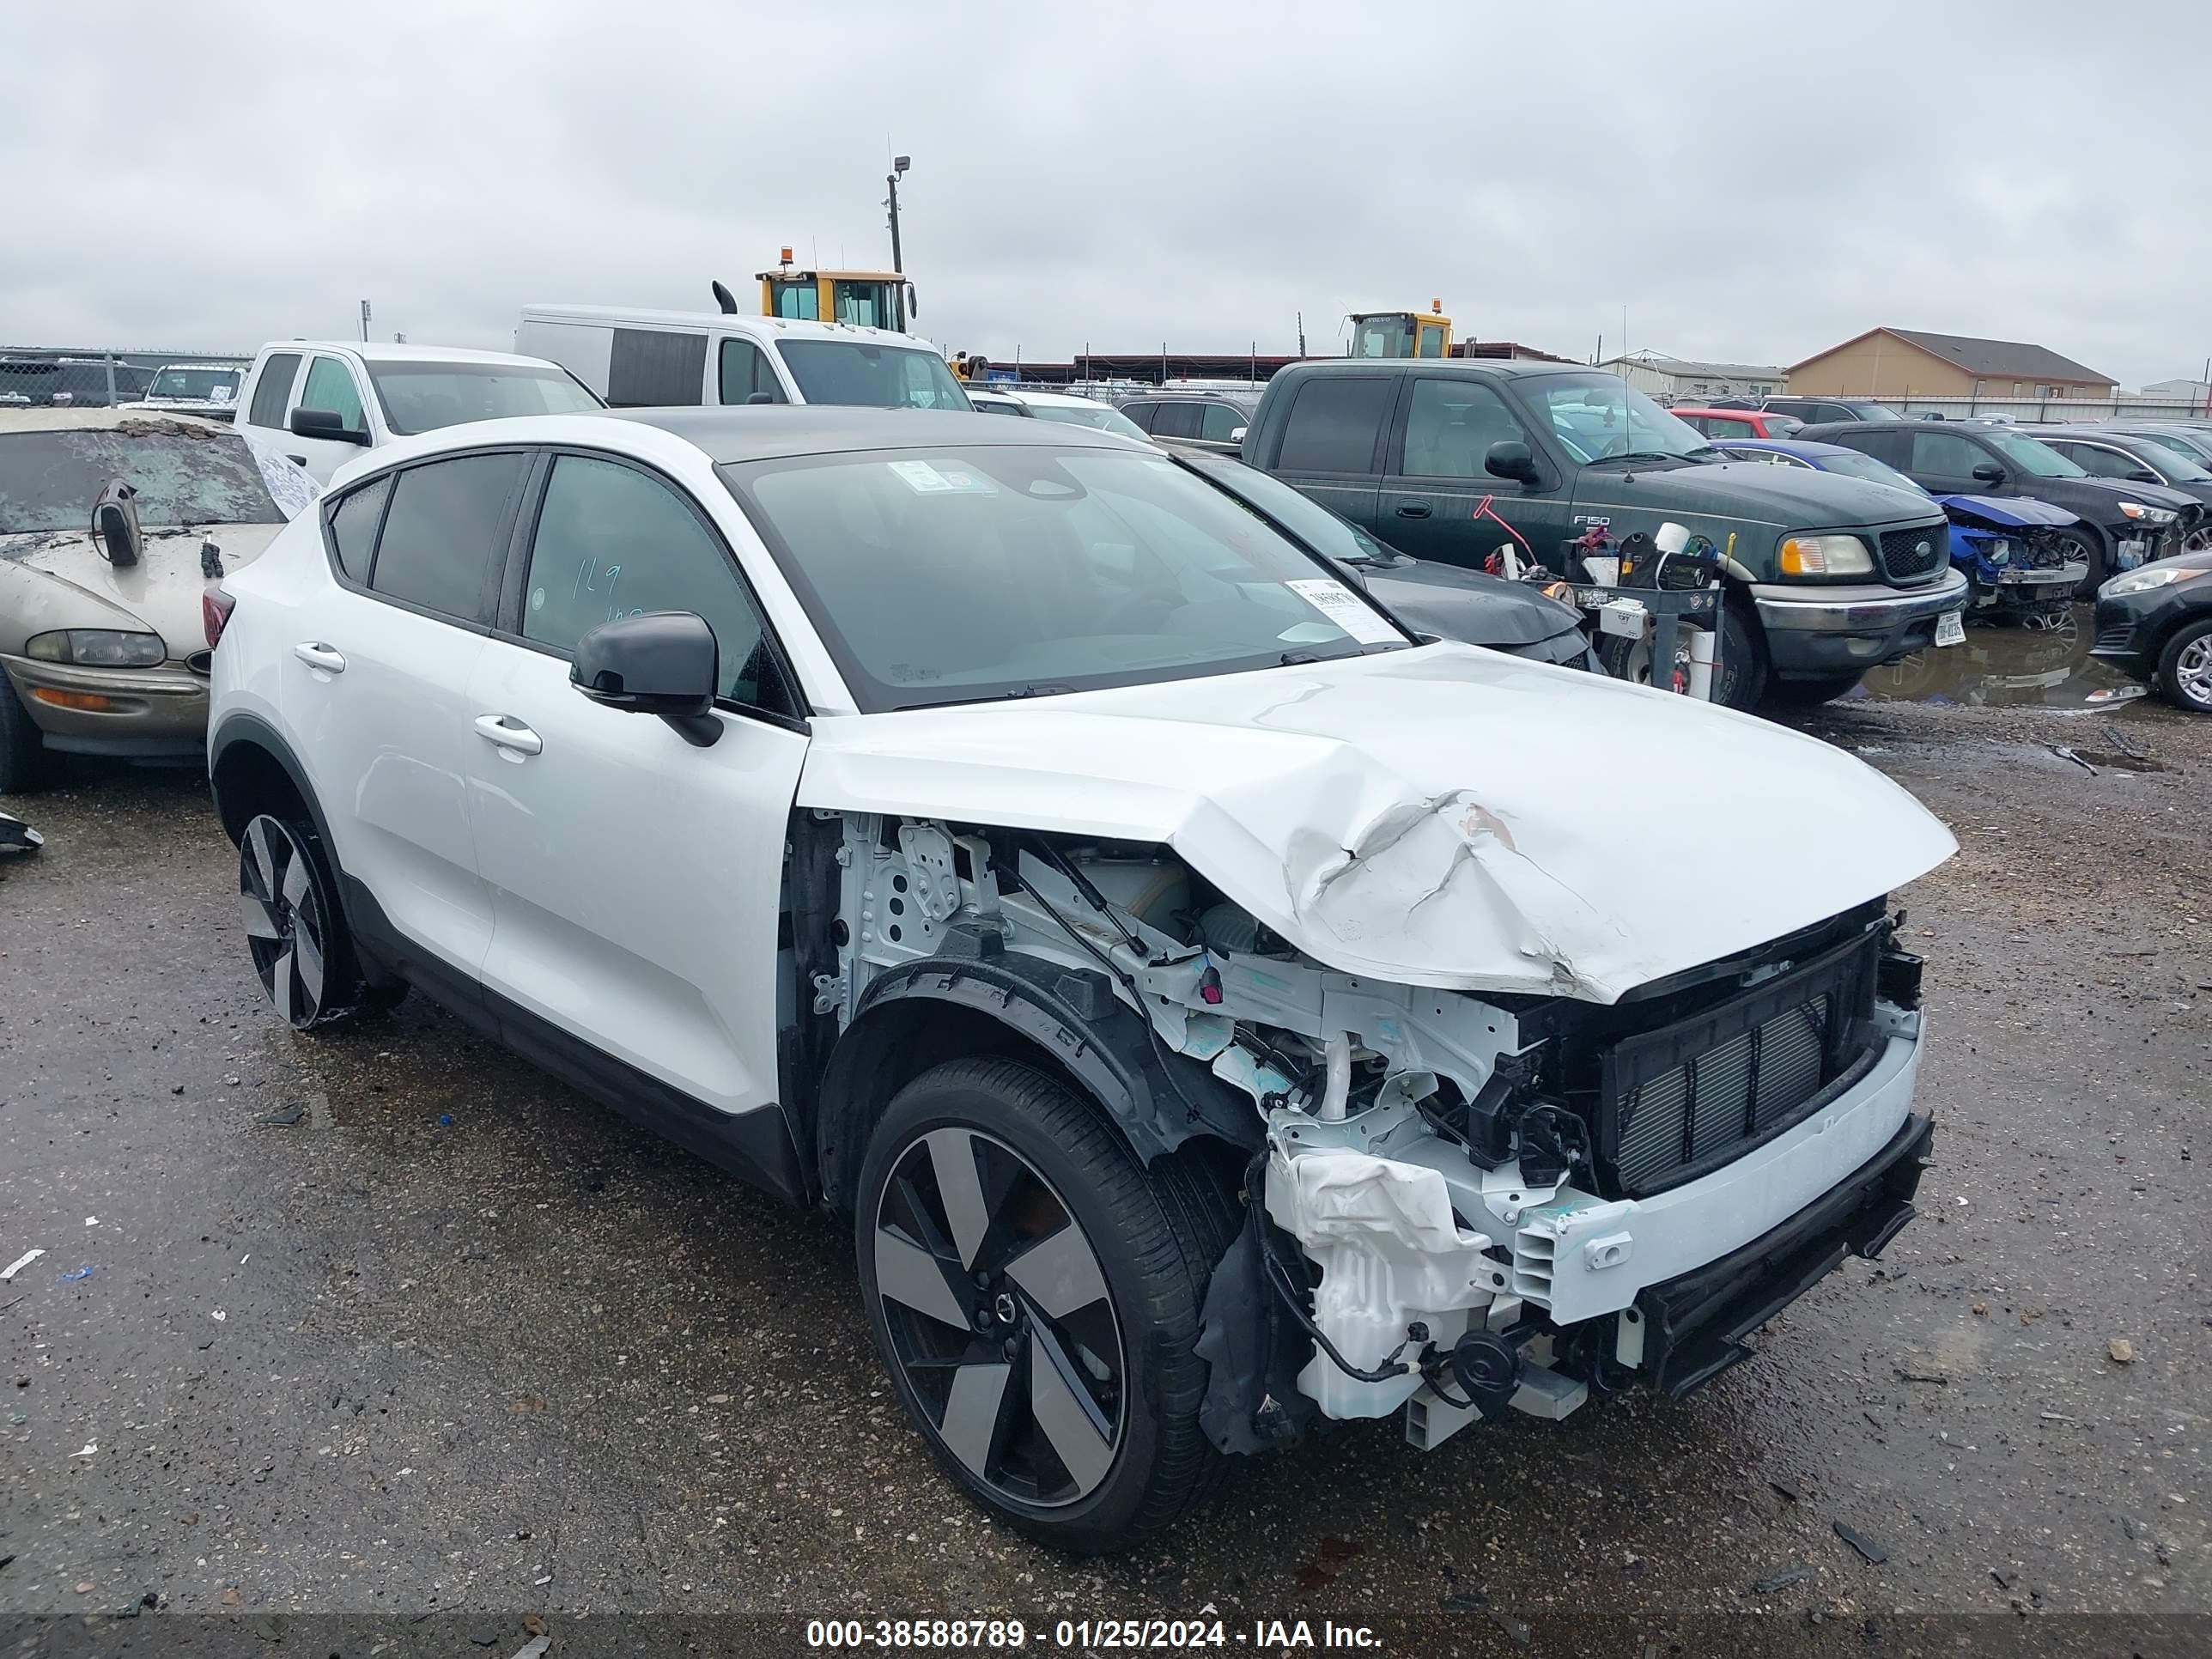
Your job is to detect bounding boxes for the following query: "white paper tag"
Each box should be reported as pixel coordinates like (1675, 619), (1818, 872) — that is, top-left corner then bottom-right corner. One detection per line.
(1284, 578), (1402, 645)
(888, 459), (994, 495)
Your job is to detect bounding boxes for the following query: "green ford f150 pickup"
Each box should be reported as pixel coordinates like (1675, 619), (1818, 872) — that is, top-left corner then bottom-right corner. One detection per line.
(1239, 361), (1966, 708)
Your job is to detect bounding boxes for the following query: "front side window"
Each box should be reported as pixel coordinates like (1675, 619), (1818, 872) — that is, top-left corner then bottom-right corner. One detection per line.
(774, 341), (968, 410)
(1401, 379), (1532, 477)
(2124, 439), (2211, 483)
(722, 443), (1409, 711)
(830, 280), (898, 329)
(247, 352), (301, 428)
(1200, 404), (1243, 442)
(1148, 403), (1204, 440)
(520, 454), (769, 704)
(1984, 432), (2084, 478)
(0, 424), (285, 532)
(368, 362), (603, 434)
(1275, 377), (1392, 472)
(301, 356), (368, 435)
(368, 453), (526, 621)
(2052, 442), (2140, 480)
(1909, 431), (1987, 478)
(717, 338), (787, 406)
(1523, 372), (1707, 464)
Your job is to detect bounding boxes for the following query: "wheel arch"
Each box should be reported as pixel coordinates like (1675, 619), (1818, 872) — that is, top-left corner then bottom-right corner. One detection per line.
(210, 713), (328, 849)
(813, 951), (1260, 1218)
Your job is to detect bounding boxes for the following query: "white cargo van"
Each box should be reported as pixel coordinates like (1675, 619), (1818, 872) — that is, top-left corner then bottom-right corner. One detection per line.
(514, 306), (970, 413)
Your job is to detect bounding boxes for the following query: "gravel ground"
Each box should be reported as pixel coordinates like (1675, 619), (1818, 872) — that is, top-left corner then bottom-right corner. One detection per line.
(2, 667), (2206, 1656)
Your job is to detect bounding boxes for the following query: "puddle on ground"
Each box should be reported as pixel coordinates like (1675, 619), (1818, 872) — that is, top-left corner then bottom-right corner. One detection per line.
(1851, 606), (2141, 708)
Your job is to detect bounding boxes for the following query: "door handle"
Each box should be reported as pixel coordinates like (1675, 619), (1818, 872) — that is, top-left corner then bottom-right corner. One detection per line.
(473, 714), (543, 757)
(1395, 501), (1434, 519)
(292, 642), (346, 673)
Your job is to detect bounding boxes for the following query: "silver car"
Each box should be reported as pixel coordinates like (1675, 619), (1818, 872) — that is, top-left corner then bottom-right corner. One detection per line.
(0, 409), (316, 792)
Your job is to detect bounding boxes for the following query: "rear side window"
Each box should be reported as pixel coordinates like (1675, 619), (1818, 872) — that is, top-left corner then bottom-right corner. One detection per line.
(1118, 402), (1159, 433)
(325, 475), (390, 581)
(717, 338), (787, 405)
(1276, 377), (1392, 472)
(368, 453), (526, 621)
(248, 353), (301, 428)
(1149, 403), (1204, 440)
(606, 329), (706, 407)
(301, 356), (367, 434)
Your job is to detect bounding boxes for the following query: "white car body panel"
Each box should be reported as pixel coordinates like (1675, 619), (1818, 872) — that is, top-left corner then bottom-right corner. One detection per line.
(797, 642), (1956, 1003)
(464, 635), (809, 1115)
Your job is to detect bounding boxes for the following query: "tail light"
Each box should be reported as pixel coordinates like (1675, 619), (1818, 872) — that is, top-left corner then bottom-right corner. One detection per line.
(203, 584), (236, 649)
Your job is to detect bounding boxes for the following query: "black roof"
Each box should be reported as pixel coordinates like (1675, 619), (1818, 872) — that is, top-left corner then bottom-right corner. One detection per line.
(1277, 358), (1592, 382)
(605, 405), (1131, 465)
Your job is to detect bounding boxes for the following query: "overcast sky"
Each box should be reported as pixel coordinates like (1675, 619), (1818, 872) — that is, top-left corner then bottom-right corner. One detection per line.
(4, 2), (2206, 386)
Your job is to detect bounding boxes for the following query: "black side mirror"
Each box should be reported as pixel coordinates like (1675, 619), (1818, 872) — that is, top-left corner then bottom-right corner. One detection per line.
(290, 407), (369, 446)
(92, 479), (143, 568)
(1970, 461), (2006, 486)
(1485, 440), (1539, 484)
(571, 611), (722, 747)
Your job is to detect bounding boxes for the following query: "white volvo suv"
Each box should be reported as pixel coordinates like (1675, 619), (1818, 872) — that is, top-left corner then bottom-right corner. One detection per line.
(207, 408), (1954, 1553)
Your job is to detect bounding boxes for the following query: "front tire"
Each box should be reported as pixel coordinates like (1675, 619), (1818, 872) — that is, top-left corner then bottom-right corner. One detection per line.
(2156, 617), (2212, 714)
(856, 1058), (1231, 1553)
(1596, 597), (1765, 709)
(0, 677), (52, 796)
(238, 813), (368, 1028)
(2056, 526), (2107, 598)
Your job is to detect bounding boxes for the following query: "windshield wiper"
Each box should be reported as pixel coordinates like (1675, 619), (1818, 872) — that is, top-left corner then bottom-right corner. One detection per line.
(898, 682), (1078, 711)
(1589, 449), (1699, 466)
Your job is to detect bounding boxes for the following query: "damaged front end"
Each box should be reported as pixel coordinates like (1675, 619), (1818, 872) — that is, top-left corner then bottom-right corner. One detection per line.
(1939, 496), (2087, 622)
(809, 805), (1938, 1460)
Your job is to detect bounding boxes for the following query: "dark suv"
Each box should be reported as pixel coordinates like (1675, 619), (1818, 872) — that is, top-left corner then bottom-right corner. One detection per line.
(1239, 361), (1964, 708)
(1799, 420), (2204, 589)
(1116, 392), (1257, 453)
(1762, 396), (1903, 424)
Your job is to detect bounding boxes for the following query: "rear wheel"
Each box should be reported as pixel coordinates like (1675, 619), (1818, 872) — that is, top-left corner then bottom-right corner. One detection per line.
(0, 677), (52, 796)
(239, 813), (369, 1028)
(2156, 617), (2212, 714)
(856, 1057), (1231, 1553)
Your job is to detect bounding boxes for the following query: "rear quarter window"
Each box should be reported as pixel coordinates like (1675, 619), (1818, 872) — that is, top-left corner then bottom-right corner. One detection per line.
(1274, 377), (1392, 473)
(247, 353), (301, 428)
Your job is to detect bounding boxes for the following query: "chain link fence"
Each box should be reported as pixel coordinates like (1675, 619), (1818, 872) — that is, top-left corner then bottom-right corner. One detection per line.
(0, 349), (251, 415)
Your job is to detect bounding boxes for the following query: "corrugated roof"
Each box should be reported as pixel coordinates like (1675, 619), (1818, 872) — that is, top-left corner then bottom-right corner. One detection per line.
(1794, 329), (2112, 386)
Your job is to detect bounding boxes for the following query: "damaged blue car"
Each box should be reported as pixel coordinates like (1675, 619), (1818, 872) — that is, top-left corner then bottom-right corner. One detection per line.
(1714, 438), (2085, 621)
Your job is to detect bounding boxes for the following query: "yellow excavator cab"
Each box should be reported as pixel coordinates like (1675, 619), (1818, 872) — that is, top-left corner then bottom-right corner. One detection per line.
(756, 248), (913, 332)
(1348, 301), (1452, 359)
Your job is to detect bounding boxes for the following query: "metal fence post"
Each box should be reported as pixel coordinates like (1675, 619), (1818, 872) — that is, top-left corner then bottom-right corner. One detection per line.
(103, 355), (118, 406)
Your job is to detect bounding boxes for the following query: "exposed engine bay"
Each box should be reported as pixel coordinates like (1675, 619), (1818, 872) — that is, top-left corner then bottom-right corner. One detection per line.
(803, 811), (1934, 1454)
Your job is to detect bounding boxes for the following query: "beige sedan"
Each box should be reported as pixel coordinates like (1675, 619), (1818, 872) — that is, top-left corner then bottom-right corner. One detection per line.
(0, 409), (316, 793)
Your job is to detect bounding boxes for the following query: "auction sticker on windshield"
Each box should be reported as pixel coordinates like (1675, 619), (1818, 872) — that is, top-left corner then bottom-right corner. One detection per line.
(1283, 577), (1402, 645)
(888, 459), (995, 495)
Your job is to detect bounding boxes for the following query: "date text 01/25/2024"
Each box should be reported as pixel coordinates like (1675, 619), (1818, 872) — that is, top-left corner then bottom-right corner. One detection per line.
(804, 1617), (1385, 1650)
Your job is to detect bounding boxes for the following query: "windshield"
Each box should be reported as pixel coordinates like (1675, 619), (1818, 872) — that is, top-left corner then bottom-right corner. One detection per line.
(1523, 373), (1711, 463)
(367, 362), (602, 436)
(1180, 451), (1393, 566)
(1819, 451), (1931, 495)
(146, 367), (243, 403)
(1984, 431), (2085, 478)
(0, 422), (284, 533)
(1025, 402), (1150, 441)
(774, 341), (969, 410)
(722, 443), (1409, 711)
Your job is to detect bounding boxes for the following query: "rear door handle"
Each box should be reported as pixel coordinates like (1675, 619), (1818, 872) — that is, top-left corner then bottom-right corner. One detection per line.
(1395, 501), (1434, 519)
(292, 642), (346, 673)
(473, 714), (543, 757)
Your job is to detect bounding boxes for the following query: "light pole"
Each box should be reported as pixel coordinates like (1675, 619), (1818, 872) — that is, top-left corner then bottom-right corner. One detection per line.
(884, 155), (910, 275)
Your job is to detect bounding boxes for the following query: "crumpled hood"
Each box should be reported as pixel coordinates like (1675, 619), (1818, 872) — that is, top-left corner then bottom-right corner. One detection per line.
(1, 522), (282, 657)
(1932, 492), (2078, 530)
(798, 642), (1957, 1003)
